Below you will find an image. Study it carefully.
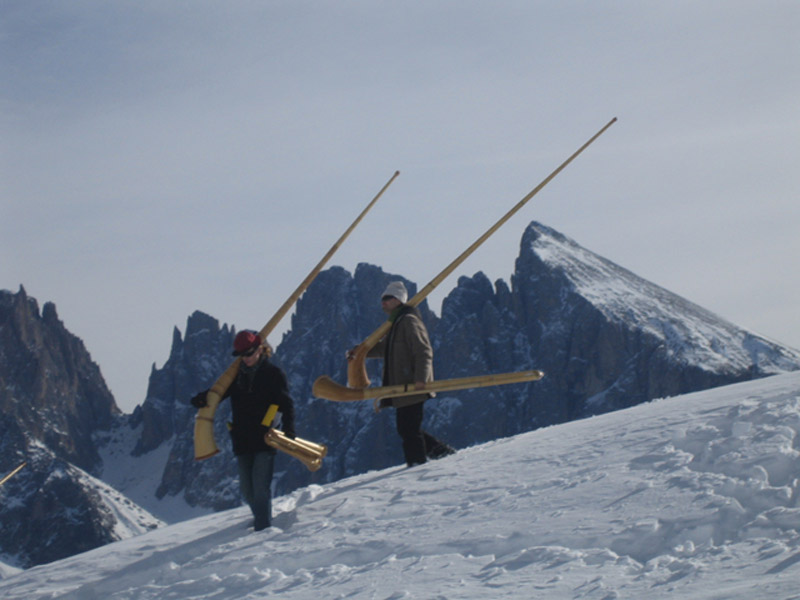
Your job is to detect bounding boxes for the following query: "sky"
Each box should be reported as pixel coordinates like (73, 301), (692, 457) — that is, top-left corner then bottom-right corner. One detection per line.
(2, 371), (800, 597)
(2, 1), (799, 413)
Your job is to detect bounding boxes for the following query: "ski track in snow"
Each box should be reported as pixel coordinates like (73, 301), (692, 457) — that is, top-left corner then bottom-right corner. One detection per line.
(2, 372), (800, 599)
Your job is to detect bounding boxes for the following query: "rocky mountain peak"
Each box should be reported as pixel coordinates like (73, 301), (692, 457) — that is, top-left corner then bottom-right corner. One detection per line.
(519, 221), (799, 376)
(0, 288), (157, 569)
(0, 287), (119, 474)
(131, 311), (235, 456)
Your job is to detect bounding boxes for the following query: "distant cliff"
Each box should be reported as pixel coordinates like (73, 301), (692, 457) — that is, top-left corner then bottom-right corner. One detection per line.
(0, 288), (160, 568)
(430, 223), (800, 448)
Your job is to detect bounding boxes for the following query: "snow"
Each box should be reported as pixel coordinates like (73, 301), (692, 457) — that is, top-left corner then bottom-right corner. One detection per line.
(70, 468), (164, 540)
(99, 424), (211, 524)
(2, 372), (800, 599)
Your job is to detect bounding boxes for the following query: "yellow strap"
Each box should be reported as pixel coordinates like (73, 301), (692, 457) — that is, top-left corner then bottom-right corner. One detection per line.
(261, 404), (279, 427)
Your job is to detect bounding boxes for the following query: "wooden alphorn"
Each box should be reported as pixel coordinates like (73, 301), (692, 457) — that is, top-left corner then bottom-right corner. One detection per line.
(342, 119), (617, 390)
(194, 172), (399, 460)
(314, 369), (545, 403)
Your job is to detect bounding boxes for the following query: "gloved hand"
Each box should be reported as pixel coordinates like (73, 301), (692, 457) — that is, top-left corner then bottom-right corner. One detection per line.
(190, 390), (209, 409)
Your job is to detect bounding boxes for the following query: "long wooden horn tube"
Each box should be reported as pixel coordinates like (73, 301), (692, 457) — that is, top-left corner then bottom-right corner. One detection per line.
(0, 461), (26, 487)
(257, 170), (401, 343)
(314, 369), (544, 402)
(343, 118), (616, 388)
(194, 171), (400, 460)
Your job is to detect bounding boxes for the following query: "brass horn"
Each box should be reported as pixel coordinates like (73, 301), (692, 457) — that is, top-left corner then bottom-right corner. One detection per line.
(265, 429), (328, 472)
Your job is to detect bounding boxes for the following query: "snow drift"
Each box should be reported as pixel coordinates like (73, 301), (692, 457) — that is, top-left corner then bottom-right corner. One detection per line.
(2, 371), (799, 599)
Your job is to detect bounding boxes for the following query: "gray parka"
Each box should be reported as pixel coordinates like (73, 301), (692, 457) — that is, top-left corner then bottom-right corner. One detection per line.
(367, 305), (434, 408)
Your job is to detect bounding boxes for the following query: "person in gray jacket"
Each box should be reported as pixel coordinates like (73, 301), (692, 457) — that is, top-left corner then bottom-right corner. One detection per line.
(358, 281), (454, 467)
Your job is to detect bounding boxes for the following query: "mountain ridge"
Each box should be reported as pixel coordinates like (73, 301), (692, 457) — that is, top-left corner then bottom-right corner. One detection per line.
(2, 220), (799, 568)
(526, 222), (799, 374)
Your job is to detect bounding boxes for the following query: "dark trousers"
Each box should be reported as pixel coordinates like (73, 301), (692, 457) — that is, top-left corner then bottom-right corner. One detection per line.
(396, 403), (448, 467)
(237, 451), (275, 531)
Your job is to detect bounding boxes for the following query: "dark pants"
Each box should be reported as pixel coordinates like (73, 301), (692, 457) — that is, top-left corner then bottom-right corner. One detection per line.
(237, 451), (275, 531)
(396, 403), (449, 467)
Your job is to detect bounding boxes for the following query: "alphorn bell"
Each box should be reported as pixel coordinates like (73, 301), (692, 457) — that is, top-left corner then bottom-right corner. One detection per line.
(342, 118), (617, 390)
(193, 171), (400, 460)
(264, 429), (328, 472)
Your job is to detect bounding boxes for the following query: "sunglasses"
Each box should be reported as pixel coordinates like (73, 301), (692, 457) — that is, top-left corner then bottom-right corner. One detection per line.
(242, 346), (260, 358)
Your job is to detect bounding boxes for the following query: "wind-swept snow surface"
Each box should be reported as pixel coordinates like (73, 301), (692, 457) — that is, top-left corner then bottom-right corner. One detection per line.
(2, 372), (800, 599)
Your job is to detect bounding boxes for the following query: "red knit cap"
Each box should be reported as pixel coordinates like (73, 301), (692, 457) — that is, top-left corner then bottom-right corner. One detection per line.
(232, 331), (262, 356)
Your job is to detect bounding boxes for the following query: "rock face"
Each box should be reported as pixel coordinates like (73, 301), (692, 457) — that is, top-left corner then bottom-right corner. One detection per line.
(0, 287), (118, 473)
(429, 223), (800, 448)
(145, 312), (241, 510)
(3, 221), (800, 568)
(0, 288), (160, 568)
(130, 311), (235, 457)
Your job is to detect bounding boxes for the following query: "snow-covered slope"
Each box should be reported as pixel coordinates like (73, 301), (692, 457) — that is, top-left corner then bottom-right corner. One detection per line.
(2, 371), (799, 599)
(0, 441), (164, 571)
(98, 422), (211, 524)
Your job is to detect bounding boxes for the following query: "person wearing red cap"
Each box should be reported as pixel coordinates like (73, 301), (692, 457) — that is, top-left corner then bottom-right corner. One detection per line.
(191, 330), (296, 531)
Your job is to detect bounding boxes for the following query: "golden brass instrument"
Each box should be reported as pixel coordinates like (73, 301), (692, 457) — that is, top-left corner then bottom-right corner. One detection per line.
(264, 429), (328, 472)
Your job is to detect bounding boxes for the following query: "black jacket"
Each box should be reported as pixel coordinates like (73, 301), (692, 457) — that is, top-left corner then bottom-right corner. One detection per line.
(224, 357), (295, 455)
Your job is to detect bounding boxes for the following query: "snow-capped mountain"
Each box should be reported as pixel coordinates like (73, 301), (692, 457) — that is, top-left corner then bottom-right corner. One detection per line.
(524, 222), (798, 375)
(2, 220), (799, 569)
(2, 371), (799, 598)
(0, 288), (160, 567)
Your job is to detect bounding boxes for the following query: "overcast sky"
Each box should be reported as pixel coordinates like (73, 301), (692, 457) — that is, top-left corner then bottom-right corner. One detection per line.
(3, 1), (799, 413)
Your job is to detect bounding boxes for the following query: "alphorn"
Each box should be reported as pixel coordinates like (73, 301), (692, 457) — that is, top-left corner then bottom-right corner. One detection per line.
(194, 171), (400, 460)
(0, 461), (26, 487)
(264, 429), (328, 472)
(313, 369), (545, 406)
(341, 118), (617, 390)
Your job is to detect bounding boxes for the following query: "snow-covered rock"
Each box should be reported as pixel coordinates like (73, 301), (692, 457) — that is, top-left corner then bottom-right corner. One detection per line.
(0, 288), (158, 568)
